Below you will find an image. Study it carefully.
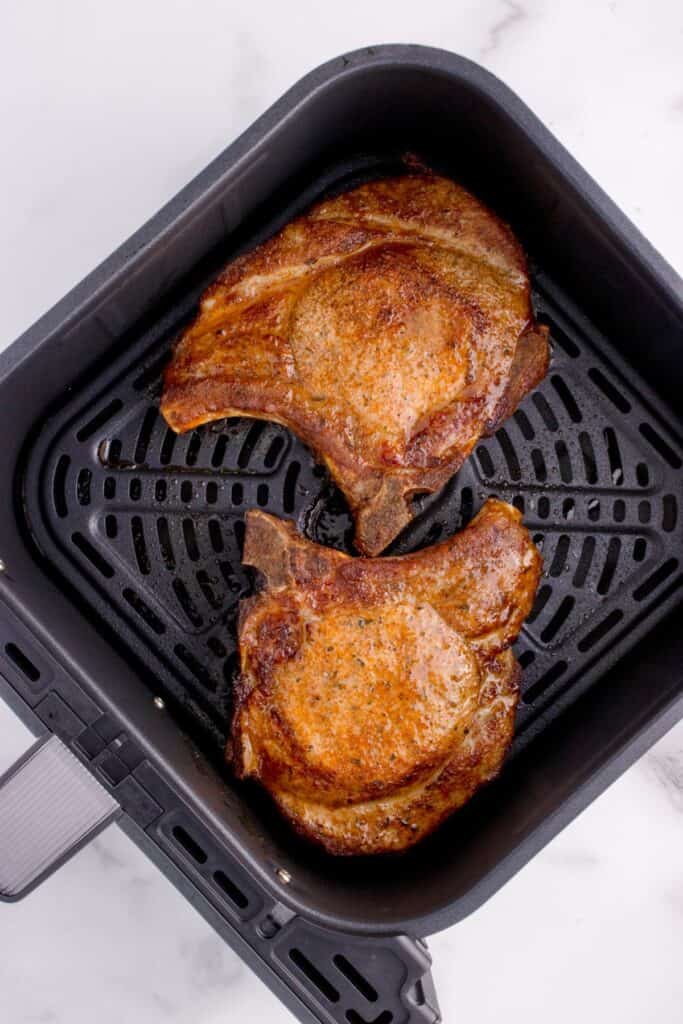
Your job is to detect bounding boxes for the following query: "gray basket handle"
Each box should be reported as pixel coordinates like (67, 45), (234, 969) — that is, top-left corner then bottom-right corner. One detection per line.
(0, 735), (120, 900)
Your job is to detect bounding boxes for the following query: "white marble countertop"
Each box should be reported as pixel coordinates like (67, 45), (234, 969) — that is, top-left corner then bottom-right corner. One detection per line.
(1, 1), (682, 1021)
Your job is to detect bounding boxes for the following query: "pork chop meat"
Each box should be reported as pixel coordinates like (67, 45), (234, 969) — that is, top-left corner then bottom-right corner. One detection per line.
(161, 175), (549, 554)
(230, 499), (542, 855)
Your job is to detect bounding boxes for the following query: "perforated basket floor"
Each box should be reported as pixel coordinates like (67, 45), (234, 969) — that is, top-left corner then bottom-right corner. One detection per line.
(23, 257), (683, 761)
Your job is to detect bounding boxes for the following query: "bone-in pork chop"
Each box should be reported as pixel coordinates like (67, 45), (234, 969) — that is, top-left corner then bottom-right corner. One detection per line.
(229, 499), (542, 855)
(161, 175), (549, 554)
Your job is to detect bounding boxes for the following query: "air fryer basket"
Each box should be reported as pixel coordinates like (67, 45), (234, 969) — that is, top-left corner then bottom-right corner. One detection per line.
(1, 46), (682, 1024)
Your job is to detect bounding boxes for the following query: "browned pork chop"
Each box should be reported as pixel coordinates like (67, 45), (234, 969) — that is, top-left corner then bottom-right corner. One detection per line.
(229, 499), (542, 855)
(161, 175), (549, 554)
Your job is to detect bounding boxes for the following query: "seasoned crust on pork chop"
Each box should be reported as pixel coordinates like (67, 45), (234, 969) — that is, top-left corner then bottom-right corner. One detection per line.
(229, 500), (541, 855)
(161, 175), (549, 554)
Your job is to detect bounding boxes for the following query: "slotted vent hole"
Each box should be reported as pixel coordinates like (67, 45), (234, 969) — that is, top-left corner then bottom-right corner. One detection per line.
(588, 367), (631, 413)
(633, 538), (647, 563)
(597, 538), (621, 595)
(512, 495), (525, 513)
(573, 536), (596, 588)
(532, 393), (559, 431)
(129, 478), (142, 501)
(540, 595), (575, 643)
(523, 661), (568, 704)
(495, 428), (520, 480)
(134, 407), (157, 463)
(531, 449), (547, 482)
(157, 517), (176, 570)
(53, 455), (70, 518)
(105, 439), (123, 465)
(4, 643), (40, 682)
(604, 428), (623, 485)
(172, 579), (203, 627)
(289, 949), (339, 1003)
(663, 495), (677, 533)
(639, 423), (682, 468)
(550, 375), (582, 422)
(257, 483), (270, 507)
(160, 428), (176, 465)
(172, 825), (207, 864)
(537, 496), (550, 519)
(633, 559), (679, 602)
(550, 324), (579, 358)
(333, 955), (378, 1003)
(155, 479), (167, 502)
(518, 649), (535, 669)
(76, 399), (123, 442)
(460, 486), (473, 522)
(206, 481), (218, 505)
(131, 517), (150, 575)
(636, 462), (649, 487)
(638, 501), (651, 524)
(212, 434), (229, 468)
(555, 440), (572, 483)
(232, 482), (243, 506)
(527, 584), (552, 624)
(180, 481), (193, 503)
(475, 446), (495, 478)
(283, 461), (301, 514)
(213, 870), (248, 910)
(264, 434), (286, 468)
(207, 636), (227, 658)
(513, 409), (535, 440)
(186, 431), (202, 467)
(105, 514), (118, 539)
(122, 588), (165, 635)
(549, 535), (570, 578)
(209, 520), (224, 553)
(579, 432), (597, 485)
(183, 519), (200, 561)
(424, 522), (443, 545)
(104, 476), (116, 500)
(613, 499), (625, 523)
(562, 497), (575, 521)
(77, 468), (92, 506)
(238, 421), (266, 469)
(587, 499), (600, 522)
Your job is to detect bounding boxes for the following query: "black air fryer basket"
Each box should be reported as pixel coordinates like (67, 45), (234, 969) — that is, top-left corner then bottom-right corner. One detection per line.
(1, 46), (681, 1024)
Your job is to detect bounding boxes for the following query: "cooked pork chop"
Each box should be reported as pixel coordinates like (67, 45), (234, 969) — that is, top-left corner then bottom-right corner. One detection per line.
(161, 175), (549, 554)
(230, 499), (542, 855)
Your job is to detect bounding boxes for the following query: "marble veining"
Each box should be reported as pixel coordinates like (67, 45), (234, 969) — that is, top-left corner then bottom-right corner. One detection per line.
(648, 746), (683, 812)
(0, 0), (681, 1022)
(480, 0), (528, 57)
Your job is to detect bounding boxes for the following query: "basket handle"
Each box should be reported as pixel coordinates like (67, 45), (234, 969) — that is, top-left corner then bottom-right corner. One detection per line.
(0, 734), (119, 900)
